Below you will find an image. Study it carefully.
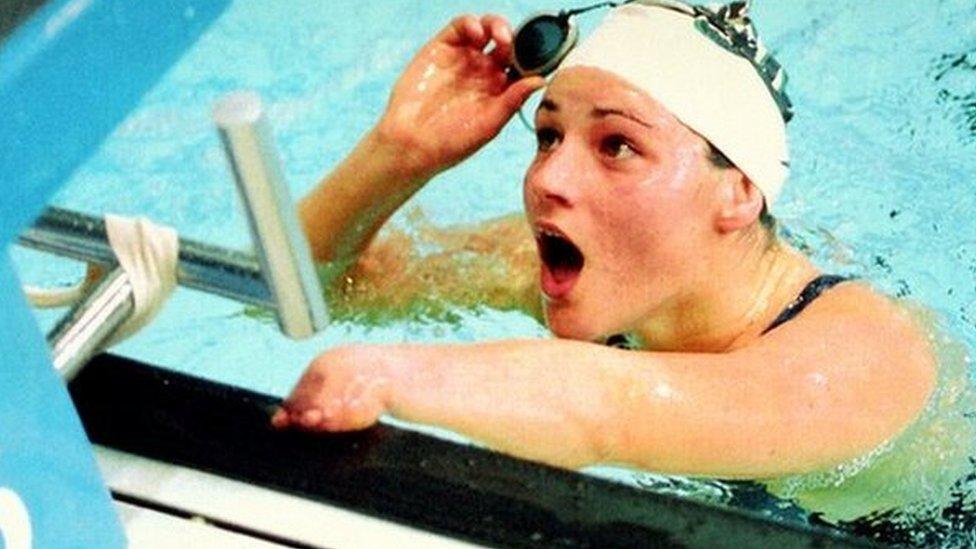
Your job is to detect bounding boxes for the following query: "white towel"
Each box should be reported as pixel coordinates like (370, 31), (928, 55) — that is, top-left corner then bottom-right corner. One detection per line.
(25, 214), (179, 347)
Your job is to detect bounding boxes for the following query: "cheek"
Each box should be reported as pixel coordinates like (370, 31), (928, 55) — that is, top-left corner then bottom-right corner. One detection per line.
(598, 174), (674, 236)
(664, 153), (700, 194)
(589, 172), (700, 272)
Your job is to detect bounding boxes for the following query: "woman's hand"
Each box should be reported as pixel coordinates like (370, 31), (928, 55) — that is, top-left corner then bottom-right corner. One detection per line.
(377, 14), (545, 178)
(271, 346), (394, 432)
(298, 14), (543, 266)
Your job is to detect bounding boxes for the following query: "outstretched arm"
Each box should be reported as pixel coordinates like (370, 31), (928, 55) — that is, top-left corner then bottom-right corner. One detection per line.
(274, 285), (935, 478)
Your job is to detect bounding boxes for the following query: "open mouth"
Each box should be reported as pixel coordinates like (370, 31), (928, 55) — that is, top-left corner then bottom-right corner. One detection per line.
(536, 227), (585, 299)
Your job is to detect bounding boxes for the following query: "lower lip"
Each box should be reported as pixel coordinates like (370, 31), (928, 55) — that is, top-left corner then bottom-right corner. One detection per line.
(540, 264), (580, 300)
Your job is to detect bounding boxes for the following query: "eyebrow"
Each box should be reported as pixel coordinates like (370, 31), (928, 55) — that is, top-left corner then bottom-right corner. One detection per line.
(535, 99), (654, 130)
(592, 107), (654, 130)
(537, 98), (558, 113)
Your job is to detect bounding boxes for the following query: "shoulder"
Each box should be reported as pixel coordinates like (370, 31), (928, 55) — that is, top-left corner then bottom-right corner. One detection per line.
(755, 279), (935, 379)
(745, 279), (936, 433)
(765, 280), (933, 364)
(617, 280), (942, 476)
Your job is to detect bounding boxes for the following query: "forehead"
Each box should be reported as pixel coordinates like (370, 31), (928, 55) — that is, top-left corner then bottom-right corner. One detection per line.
(541, 66), (679, 126)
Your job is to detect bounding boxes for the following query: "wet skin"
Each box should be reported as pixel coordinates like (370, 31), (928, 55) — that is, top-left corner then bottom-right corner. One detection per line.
(279, 14), (937, 478)
(527, 67), (776, 346)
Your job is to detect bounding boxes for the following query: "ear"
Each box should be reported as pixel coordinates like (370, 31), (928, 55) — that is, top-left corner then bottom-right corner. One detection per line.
(713, 169), (764, 233)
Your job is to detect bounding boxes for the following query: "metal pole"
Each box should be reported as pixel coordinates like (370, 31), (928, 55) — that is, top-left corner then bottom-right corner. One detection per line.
(212, 91), (328, 339)
(48, 267), (134, 380)
(20, 207), (274, 309)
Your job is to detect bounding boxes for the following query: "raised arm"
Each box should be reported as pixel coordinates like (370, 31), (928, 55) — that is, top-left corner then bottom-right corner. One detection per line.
(300, 14), (544, 278)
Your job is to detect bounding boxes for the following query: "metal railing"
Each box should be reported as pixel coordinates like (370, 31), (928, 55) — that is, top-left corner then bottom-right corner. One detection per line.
(18, 91), (328, 379)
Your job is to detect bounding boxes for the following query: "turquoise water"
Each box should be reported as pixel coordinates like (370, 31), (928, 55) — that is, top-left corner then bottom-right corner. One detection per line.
(11, 0), (976, 545)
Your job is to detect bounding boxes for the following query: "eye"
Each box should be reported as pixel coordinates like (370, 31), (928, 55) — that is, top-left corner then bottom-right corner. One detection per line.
(600, 135), (638, 160)
(536, 127), (561, 152)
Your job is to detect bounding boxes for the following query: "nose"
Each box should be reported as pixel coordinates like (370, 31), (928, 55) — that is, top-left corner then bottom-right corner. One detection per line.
(524, 140), (583, 210)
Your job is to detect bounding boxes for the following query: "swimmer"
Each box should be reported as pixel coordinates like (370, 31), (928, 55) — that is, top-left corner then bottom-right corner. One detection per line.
(272, 2), (936, 479)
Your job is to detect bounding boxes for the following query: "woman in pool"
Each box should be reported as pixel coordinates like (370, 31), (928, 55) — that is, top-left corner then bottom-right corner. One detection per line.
(272, 4), (935, 479)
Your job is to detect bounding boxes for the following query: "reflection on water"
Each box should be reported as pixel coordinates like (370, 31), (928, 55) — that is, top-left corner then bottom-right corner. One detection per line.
(319, 210), (542, 327)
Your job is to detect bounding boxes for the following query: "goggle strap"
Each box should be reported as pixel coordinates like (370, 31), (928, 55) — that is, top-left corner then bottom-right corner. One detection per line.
(563, 1), (623, 18)
(517, 106), (535, 132)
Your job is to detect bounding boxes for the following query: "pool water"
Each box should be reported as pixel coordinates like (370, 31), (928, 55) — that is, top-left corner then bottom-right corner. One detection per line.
(11, 0), (976, 546)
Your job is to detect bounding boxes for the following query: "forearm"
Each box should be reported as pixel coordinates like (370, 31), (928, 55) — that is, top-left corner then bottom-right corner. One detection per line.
(382, 340), (769, 475)
(299, 128), (433, 268)
(380, 335), (923, 478)
(279, 309), (929, 478)
(385, 339), (649, 468)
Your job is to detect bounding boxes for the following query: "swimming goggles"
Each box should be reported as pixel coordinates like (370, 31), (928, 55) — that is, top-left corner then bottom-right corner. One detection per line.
(509, 0), (794, 122)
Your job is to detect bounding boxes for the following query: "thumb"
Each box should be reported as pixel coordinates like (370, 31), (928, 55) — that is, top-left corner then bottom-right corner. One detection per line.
(497, 76), (546, 115)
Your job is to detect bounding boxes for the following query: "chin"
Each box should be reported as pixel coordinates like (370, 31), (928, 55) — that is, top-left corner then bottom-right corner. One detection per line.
(544, 302), (606, 342)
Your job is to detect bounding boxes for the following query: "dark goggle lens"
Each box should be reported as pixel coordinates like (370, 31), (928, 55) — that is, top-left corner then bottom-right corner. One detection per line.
(514, 15), (570, 72)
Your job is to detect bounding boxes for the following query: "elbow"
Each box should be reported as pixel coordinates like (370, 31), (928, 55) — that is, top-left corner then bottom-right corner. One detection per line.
(577, 370), (678, 469)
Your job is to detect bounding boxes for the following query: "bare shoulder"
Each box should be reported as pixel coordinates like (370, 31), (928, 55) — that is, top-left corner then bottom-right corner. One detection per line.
(750, 279), (937, 437)
(792, 280), (934, 367)
(761, 280), (932, 356)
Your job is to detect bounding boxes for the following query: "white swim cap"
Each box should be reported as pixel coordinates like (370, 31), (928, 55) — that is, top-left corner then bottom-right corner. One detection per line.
(557, 1), (790, 208)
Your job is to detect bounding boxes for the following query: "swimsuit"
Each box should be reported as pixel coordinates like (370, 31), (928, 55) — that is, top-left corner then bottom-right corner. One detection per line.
(605, 274), (850, 349)
(761, 274), (849, 334)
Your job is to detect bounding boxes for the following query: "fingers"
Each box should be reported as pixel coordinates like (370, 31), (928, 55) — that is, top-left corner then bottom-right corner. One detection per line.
(482, 14), (514, 67)
(271, 408), (289, 428)
(270, 351), (391, 433)
(271, 400), (338, 432)
(269, 357), (336, 431)
(273, 398), (379, 433)
(442, 14), (487, 48)
(442, 14), (515, 67)
(299, 408), (324, 429)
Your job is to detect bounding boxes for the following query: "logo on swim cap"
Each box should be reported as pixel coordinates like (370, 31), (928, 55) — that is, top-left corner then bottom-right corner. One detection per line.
(685, 1), (794, 122)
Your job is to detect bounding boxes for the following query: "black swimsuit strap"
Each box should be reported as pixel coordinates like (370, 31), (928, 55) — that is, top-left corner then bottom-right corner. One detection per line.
(605, 274), (850, 349)
(762, 274), (850, 335)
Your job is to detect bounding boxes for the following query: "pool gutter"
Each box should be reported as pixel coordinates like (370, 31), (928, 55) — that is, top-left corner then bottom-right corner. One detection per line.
(70, 353), (879, 549)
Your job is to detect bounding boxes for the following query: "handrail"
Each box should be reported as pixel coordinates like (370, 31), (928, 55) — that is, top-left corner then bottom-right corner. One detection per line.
(18, 90), (329, 378)
(47, 266), (133, 380)
(20, 206), (273, 309)
(213, 91), (328, 338)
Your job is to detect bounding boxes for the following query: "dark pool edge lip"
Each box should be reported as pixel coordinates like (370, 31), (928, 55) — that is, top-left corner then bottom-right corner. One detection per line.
(69, 353), (879, 549)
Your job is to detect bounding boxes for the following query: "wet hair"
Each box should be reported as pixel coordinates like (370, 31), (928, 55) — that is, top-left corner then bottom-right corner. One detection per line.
(707, 143), (776, 234)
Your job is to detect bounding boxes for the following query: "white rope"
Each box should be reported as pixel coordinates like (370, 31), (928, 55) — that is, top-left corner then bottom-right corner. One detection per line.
(24, 214), (179, 347)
